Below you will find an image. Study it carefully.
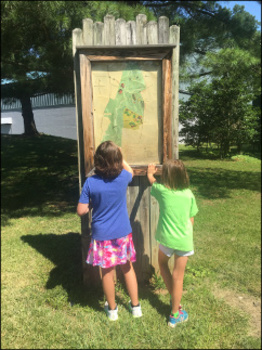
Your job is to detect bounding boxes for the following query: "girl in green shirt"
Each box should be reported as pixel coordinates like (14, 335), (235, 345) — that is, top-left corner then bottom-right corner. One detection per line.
(147, 159), (198, 328)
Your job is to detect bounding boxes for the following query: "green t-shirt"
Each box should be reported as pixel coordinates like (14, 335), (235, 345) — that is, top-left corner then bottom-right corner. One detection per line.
(151, 182), (199, 251)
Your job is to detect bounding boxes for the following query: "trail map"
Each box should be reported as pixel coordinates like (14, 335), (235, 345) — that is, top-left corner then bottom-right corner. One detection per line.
(92, 61), (162, 164)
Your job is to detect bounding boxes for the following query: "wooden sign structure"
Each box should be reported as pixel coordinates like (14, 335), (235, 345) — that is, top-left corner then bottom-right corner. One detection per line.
(73, 14), (180, 283)
(78, 45), (174, 177)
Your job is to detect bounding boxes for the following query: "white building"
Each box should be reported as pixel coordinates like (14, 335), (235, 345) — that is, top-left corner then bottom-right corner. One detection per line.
(1, 91), (189, 142)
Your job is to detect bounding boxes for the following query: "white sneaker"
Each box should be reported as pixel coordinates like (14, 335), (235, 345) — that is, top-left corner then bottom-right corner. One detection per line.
(128, 301), (142, 318)
(104, 302), (118, 321)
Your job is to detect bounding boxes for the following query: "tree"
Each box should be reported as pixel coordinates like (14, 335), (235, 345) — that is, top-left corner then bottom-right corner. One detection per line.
(131, 1), (261, 156)
(124, 2), (260, 83)
(2, 0), (260, 141)
(179, 48), (261, 158)
(1, 1), (155, 135)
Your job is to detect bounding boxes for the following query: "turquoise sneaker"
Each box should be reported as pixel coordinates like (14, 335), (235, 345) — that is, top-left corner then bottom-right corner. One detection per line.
(168, 310), (188, 328)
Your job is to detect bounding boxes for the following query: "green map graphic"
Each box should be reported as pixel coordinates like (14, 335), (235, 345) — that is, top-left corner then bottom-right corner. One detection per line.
(102, 62), (146, 146)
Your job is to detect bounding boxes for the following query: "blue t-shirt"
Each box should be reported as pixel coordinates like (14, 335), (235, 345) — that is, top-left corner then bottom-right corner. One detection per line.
(78, 169), (133, 241)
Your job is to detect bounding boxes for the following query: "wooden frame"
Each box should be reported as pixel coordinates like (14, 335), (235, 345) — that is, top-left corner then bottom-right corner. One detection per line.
(77, 44), (175, 176)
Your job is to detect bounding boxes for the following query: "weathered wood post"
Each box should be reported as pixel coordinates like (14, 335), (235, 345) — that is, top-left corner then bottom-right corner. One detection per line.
(72, 14), (180, 285)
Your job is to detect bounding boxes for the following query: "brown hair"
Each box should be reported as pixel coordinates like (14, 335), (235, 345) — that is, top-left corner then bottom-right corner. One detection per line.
(162, 159), (189, 190)
(94, 141), (123, 179)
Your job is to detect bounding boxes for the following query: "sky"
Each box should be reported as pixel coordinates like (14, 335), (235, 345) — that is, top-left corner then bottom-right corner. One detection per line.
(218, 1), (261, 29)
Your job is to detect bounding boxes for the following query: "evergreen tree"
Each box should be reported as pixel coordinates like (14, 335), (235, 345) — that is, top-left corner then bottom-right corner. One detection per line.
(1, 1), (154, 135)
(180, 48), (261, 157)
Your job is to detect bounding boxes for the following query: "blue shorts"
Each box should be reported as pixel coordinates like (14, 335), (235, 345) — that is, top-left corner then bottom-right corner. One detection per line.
(159, 244), (194, 257)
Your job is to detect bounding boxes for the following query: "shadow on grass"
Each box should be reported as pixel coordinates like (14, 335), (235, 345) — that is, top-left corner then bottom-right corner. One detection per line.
(187, 167), (261, 199)
(20, 232), (103, 312)
(2, 135), (260, 224)
(20, 229), (171, 318)
(1, 135), (79, 226)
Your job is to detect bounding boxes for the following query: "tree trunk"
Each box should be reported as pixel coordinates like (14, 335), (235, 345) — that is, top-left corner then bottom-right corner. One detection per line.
(237, 142), (242, 154)
(20, 96), (39, 135)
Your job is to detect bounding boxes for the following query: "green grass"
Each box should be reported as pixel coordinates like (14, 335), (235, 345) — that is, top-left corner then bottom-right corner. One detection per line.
(1, 135), (261, 349)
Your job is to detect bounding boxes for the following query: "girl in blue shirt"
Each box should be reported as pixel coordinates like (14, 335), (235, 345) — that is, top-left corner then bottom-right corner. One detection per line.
(77, 141), (142, 321)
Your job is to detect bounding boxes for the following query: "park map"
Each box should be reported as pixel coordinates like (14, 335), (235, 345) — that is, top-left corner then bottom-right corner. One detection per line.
(92, 61), (162, 164)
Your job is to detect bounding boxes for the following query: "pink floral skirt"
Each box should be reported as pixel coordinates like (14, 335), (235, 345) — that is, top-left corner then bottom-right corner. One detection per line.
(86, 232), (136, 269)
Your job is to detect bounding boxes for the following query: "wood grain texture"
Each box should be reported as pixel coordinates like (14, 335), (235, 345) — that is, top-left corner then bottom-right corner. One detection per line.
(146, 21), (158, 44)
(72, 29), (85, 190)
(115, 18), (127, 45)
(136, 14), (147, 45)
(158, 16), (169, 44)
(169, 25), (180, 159)
(126, 20), (136, 45)
(93, 22), (104, 45)
(82, 18), (93, 45)
(79, 54), (95, 176)
(132, 165), (162, 176)
(162, 56), (172, 162)
(104, 14), (115, 45)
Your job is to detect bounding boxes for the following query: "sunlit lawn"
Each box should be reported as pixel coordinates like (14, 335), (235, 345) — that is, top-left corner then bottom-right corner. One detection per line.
(1, 135), (261, 349)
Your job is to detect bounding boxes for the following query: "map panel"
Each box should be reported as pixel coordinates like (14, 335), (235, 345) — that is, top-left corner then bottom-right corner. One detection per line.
(92, 61), (162, 165)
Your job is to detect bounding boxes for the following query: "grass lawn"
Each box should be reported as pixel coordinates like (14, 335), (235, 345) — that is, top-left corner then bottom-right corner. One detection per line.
(1, 134), (261, 349)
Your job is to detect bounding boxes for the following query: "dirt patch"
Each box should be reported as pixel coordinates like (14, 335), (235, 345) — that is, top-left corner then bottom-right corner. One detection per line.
(212, 286), (261, 338)
(153, 288), (169, 295)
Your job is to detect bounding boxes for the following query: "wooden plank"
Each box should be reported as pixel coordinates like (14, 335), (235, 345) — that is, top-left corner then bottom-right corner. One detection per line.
(82, 18), (93, 45)
(128, 177), (140, 225)
(72, 28), (85, 190)
(132, 165), (162, 176)
(104, 14), (115, 45)
(116, 18), (127, 45)
(126, 20), (136, 45)
(93, 22), (104, 45)
(86, 55), (162, 61)
(169, 25), (180, 159)
(77, 44), (175, 51)
(82, 166), (161, 177)
(158, 16), (169, 44)
(140, 176), (152, 280)
(79, 54), (95, 176)
(72, 28), (83, 56)
(128, 177), (143, 281)
(146, 21), (158, 44)
(149, 176), (160, 272)
(162, 56), (172, 162)
(77, 47), (173, 59)
(136, 14), (147, 45)
(73, 28), (93, 286)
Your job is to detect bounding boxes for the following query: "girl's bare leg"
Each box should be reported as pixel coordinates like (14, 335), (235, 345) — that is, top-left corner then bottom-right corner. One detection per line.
(101, 266), (116, 310)
(120, 261), (139, 306)
(158, 249), (172, 295)
(171, 255), (188, 315)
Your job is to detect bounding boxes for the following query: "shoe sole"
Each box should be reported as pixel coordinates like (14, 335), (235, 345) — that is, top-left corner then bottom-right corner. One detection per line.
(168, 317), (188, 328)
(107, 316), (118, 321)
(105, 311), (118, 321)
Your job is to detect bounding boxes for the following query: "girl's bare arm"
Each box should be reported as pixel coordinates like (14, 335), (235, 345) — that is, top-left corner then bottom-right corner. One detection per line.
(147, 164), (157, 185)
(77, 203), (89, 216)
(123, 159), (134, 177)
